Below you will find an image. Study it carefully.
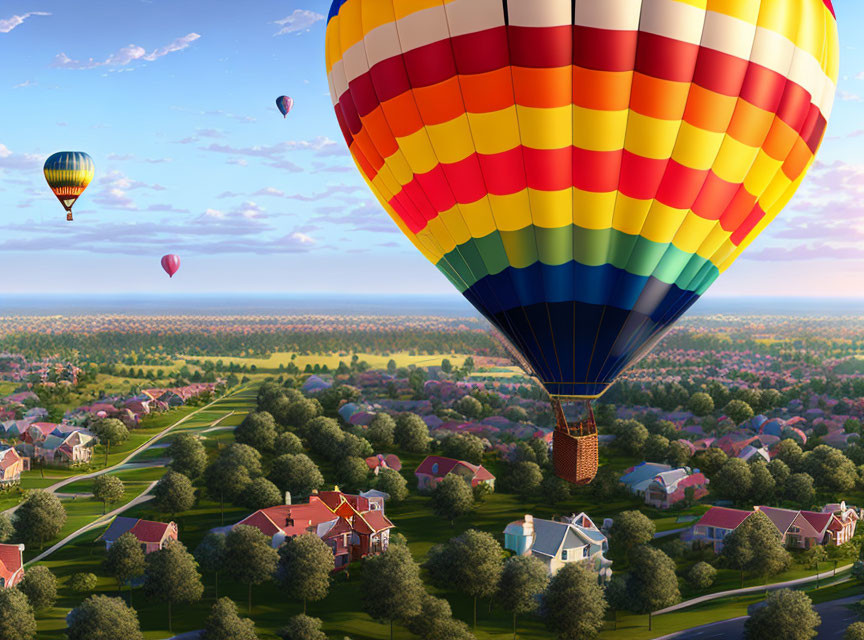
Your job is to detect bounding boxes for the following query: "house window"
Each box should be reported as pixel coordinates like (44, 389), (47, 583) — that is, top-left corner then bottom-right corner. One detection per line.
(432, 463), (439, 474)
(561, 550), (568, 561)
(582, 547), (588, 558)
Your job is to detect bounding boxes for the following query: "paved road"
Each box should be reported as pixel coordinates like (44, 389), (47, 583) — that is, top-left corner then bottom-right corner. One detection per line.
(656, 595), (862, 639)
(2, 396), (236, 516)
(24, 481), (158, 566)
(655, 568), (852, 614)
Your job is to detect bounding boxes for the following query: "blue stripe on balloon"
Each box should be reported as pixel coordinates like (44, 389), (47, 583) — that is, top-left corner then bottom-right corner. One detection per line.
(461, 262), (702, 397)
(328, 0), (349, 23)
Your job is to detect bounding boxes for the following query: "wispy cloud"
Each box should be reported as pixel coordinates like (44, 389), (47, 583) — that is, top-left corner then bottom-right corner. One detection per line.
(170, 106), (255, 123)
(13, 80), (36, 89)
(53, 33), (200, 69)
(274, 10), (324, 36)
(91, 170), (166, 210)
(0, 144), (44, 171)
(0, 12), (49, 34)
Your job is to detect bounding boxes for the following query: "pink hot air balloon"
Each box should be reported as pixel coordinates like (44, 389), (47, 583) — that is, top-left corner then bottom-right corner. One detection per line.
(161, 254), (180, 278)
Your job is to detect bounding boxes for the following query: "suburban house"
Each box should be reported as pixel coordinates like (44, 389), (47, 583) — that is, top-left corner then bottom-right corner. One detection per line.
(33, 430), (95, 465)
(365, 453), (402, 475)
(619, 462), (672, 496)
(0, 543), (25, 588)
(234, 489), (394, 570)
(0, 446), (28, 485)
(503, 513), (612, 580)
(643, 468), (709, 509)
(822, 503), (859, 545)
(99, 517), (178, 554)
(414, 455), (496, 492)
(688, 506), (753, 552)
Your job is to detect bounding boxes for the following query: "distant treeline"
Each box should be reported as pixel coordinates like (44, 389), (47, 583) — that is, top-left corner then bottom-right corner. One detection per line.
(0, 329), (503, 363)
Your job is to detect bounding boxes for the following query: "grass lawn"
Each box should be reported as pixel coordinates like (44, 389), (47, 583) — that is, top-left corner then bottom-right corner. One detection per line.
(183, 351), (471, 372)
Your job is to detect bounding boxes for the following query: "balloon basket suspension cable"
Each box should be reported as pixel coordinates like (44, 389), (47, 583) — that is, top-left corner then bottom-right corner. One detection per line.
(552, 398), (598, 485)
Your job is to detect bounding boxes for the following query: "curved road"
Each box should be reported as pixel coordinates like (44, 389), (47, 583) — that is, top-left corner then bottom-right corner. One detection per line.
(656, 595), (862, 639)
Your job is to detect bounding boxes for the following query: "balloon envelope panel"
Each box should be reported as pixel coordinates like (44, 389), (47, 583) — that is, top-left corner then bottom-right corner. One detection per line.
(325, 0), (838, 399)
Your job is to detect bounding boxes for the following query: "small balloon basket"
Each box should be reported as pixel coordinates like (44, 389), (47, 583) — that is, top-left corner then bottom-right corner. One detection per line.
(552, 398), (598, 485)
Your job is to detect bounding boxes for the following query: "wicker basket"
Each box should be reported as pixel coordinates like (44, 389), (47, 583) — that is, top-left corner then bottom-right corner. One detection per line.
(551, 399), (599, 485)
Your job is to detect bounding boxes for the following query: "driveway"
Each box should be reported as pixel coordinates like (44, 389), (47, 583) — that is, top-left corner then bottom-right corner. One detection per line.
(655, 595), (862, 639)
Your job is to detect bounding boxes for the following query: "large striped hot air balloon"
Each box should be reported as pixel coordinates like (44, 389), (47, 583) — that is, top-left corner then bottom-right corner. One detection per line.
(325, 0), (838, 483)
(43, 151), (95, 221)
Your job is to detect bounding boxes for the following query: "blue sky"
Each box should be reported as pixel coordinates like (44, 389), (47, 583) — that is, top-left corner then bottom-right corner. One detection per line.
(1, 0), (863, 298)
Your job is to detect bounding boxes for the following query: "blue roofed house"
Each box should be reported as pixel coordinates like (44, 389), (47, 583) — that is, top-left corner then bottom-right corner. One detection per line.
(620, 462), (673, 497)
(503, 513), (612, 581)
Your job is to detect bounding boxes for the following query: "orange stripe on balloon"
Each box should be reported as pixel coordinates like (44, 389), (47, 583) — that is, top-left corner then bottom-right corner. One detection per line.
(629, 73), (691, 121)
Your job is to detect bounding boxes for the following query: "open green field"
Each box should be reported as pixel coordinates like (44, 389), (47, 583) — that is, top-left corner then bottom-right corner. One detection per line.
(183, 351), (470, 372)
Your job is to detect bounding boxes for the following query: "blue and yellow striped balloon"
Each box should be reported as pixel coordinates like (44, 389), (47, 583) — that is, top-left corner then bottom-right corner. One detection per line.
(43, 151), (95, 221)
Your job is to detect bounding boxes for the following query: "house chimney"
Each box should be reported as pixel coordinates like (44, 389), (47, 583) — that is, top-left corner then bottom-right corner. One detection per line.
(523, 515), (534, 538)
(285, 491), (292, 505)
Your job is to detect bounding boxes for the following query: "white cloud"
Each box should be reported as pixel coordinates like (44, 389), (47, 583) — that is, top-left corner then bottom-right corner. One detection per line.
(53, 33), (201, 69)
(0, 12), (49, 34)
(274, 9), (325, 36)
(13, 80), (36, 88)
(0, 144), (44, 171)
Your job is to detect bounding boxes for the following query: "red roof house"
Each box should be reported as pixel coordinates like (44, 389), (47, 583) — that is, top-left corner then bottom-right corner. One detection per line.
(235, 489), (394, 570)
(415, 455), (496, 492)
(689, 507), (753, 552)
(0, 447), (27, 485)
(99, 517), (178, 553)
(0, 543), (24, 588)
(757, 505), (859, 549)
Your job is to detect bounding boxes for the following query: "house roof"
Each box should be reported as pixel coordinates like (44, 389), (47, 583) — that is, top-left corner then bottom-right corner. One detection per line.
(100, 517), (174, 544)
(415, 455), (495, 481)
(799, 511), (833, 534)
(0, 543), (23, 583)
(756, 507), (800, 534)
(0, 447), (22, 471)
(695, 507), (753, 530)
(620, 462), (672, 487)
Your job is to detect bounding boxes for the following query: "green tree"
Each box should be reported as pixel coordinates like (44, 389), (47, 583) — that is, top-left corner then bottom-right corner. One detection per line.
(0, 586), (36, 639)
(194, 532), (227, 598)
(167, 433), (208, 479)
(845, 622), (864, 640)
(93, 475), (125, 515)
(202, 597), (259, 640)
(240, 477), (283, 511)
(406, 594), (475, 640)
(686, 561), (717, 591)
(541, 563), (607, 640)
(540, 473), (572, 504)
(235, 411), (278, 453)
(442, 433), (484, 464)
(744, 589), (820, 640)
(367, 413), (396, 449)
(276, 533), (334, 614)
(455, 395), (483, 420)
(0, 513), (12, 542)
(803, 445), (858, 492)
(338, 456), (371, 492)
(617, 423), (649, 456)
(693, 447), (729, 476)
(18, 565), (57, 610)
(721, 511), (790, 586)
(224, 524), (278, 613)
(498, 555), (548, 639)
(13, 490), (66, 550)
(506, 461), (543, 498)
(69, 572), (98, 594)
(425, 529), (504, 628)
(281, 399), (323, 431)
(803, 545), (829, 585)
(91, 418), (130, 465)
(431, 474), (474, 525)
(643, 434), (670, 462)
(712, 458), (754, 504)
(394, 413), (429, 453)
(143, 540), (204, 633)
(268, 453), (324, 499)
(688, 392), (715, 417)
(667, 441), (692, 467)
(610, 510), (656, 551)
(66, 595), (143, 640)
(274, 432), (304, 456)
(774, 439), (805, 470)
(277, 615), (327, 640)
(724, 400), (754, 425)
(441, 358), (453, 373)
(204, 444), (262, 522)
(152, 470), (196, 518)
(104, 531), (146, 595)
(786, 473), (816, 508)
(626, 545), (680, 629)
(767, 458), (791, 488)
(376, 468), (408, 503)
(362, 544), (425, 640)
(749, 461), (777, 505)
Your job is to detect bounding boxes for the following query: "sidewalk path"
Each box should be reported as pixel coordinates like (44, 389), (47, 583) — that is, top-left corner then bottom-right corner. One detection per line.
(24, 480), (158, 566)
(655, 566), (853, 615)
(3, 392), (240, 517)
